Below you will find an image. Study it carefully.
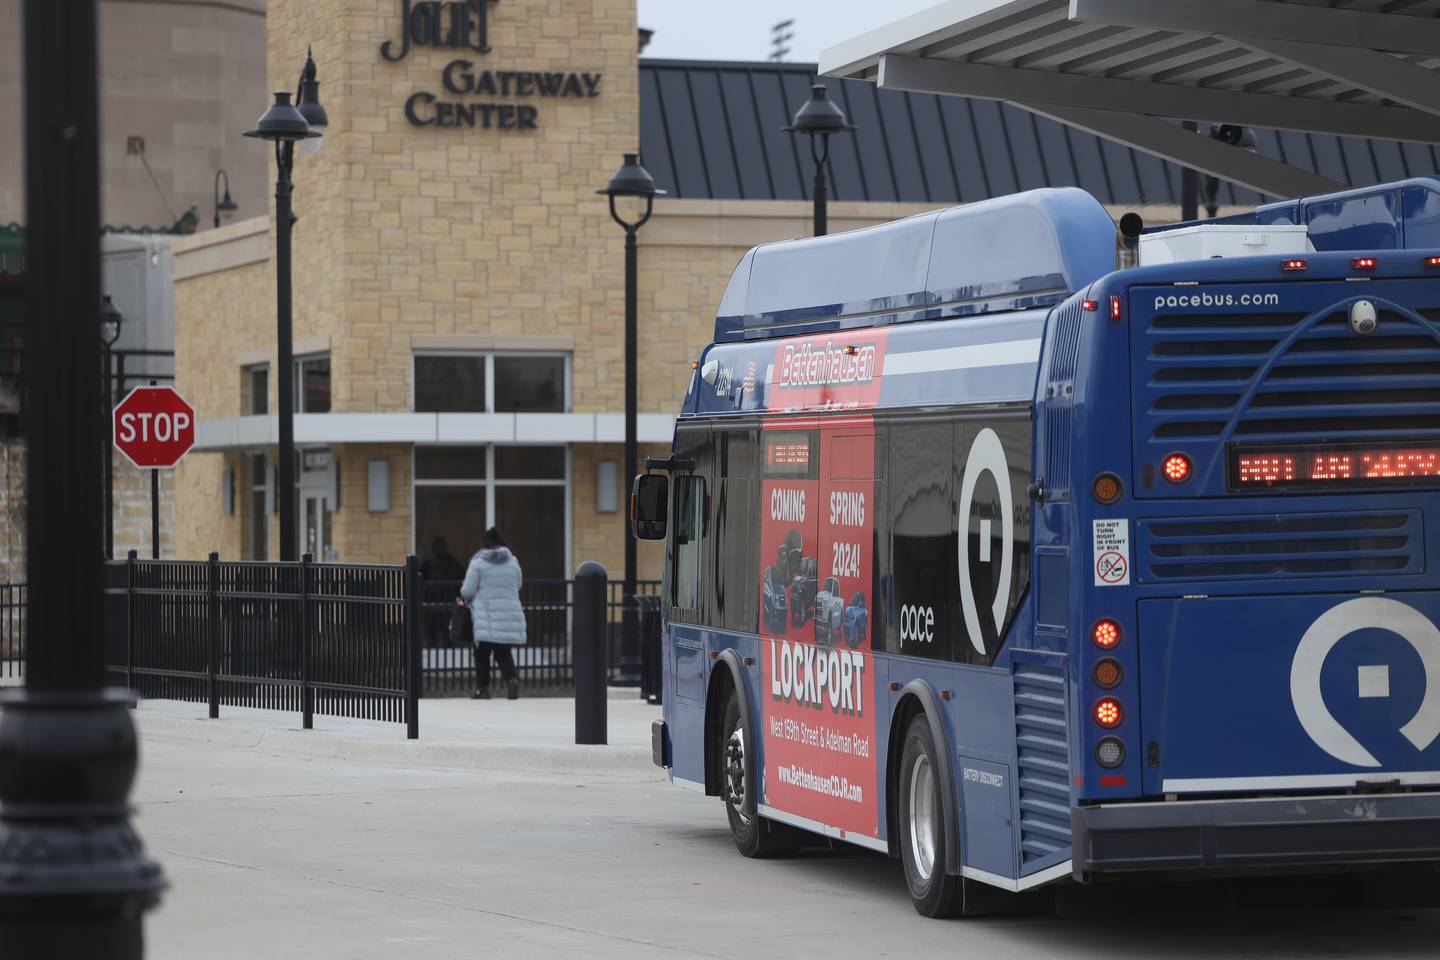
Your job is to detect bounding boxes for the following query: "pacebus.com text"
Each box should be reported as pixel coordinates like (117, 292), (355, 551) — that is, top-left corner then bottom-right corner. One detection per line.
(1154, 291), (1281, 309)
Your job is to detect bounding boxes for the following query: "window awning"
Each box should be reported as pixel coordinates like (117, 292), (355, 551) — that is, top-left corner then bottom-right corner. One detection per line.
(821, 0), (1440, 199)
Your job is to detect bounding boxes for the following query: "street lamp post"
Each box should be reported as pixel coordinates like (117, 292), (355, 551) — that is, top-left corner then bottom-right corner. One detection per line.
(102, 295), (124, 559)
(785, 84), (854, 237)
(598, 154), (663, 685)
(245, 48), (326, 563)
(213, 169), (238, 229)
(1, 0), (166, 954)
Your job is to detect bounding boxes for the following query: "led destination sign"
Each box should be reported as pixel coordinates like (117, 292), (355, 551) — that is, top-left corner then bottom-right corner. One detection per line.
(1231, 443), (1440, 490)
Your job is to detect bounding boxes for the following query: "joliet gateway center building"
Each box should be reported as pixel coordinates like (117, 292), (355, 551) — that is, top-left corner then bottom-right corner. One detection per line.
(171, 0), (1398, 580)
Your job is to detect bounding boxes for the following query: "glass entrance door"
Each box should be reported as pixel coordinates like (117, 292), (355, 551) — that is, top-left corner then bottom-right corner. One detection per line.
(302, 493), (332, 561)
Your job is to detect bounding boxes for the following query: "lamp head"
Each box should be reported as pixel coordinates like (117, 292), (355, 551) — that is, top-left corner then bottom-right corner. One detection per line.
(244, 91), (319, 143)
(296, 46), (328, 155)
(784, 84), (853, 137)
(100, 295), (124, 347)
(598, 153), (665, 199)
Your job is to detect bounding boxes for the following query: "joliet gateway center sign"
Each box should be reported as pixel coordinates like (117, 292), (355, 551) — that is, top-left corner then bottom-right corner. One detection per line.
(381, 0), (603, 130)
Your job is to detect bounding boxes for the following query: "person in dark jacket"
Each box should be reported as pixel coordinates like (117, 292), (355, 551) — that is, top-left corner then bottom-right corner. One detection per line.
(459, 527), (526, 699)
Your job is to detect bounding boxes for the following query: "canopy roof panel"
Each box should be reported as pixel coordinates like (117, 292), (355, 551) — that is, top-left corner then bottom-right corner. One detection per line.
(821, 0), (1440, 199)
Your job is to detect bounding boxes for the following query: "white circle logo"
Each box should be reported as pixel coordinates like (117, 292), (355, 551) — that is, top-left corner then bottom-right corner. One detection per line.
(957, 428), (1013, 657)
(1291, 597), (1440, 767)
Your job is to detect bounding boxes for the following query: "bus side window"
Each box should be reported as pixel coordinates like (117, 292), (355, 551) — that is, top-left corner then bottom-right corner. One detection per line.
(672, 475), (706, 610)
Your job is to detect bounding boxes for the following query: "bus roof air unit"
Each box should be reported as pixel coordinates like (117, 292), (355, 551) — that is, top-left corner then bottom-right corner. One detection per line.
(712, 187), (1117, 343)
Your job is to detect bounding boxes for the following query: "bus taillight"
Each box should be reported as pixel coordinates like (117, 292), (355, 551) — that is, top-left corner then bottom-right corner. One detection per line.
(1091, 619), (1121, 649)
(1109, 295), (1121, 321)
(1093, 659), (1122, 688)
(1094, 698), (1123, 728)
(1162, 452), (1191, 484)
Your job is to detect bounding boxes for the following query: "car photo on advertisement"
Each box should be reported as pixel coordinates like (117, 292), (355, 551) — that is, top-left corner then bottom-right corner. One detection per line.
(762, 564), (788, 633)
(814, 576), (843, 645)
(790, 556), (818, 627)
(842, 591), (867, 648)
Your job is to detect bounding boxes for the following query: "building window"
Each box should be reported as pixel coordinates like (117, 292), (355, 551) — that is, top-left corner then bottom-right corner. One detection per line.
(244, 364), (268, 416)
(414, 445), (567, 583)
(495, 356), (564, 412)
(413, 353), (568, 414)
(249, 453), (268, 561)
(296, 355), (330, 413)
(415, 355), (486, 412)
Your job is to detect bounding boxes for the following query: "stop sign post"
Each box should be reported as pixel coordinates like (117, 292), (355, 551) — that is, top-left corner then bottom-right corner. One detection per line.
(113, 385), (196, 557)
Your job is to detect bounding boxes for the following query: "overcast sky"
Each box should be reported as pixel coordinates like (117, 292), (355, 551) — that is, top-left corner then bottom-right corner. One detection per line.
(636, 0), (938, 64)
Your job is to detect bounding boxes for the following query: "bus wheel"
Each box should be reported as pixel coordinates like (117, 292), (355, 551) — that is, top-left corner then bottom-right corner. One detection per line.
(720, 691), (795, 858)
(898, 714), (965, 918)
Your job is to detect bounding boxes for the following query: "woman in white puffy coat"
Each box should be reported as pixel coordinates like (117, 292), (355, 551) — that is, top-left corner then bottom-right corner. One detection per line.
(460, 527), (526, 699)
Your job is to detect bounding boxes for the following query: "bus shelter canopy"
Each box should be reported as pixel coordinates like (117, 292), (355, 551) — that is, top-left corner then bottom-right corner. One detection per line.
(821, 0), (1440, 199)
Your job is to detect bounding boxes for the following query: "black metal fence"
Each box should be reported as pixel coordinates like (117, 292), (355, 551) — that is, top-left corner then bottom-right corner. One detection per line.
(4, 563), (662, 716)
(420, 579), (661, 695)
(104, 552), (421, 737)
(0, 582), (23, 682)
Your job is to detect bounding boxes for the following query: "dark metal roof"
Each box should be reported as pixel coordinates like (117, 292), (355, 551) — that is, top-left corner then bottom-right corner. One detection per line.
(639, 59), (1440, 208)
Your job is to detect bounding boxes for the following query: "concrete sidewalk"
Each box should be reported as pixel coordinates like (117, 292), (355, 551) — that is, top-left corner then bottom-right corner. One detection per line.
(137, 692), (665, 781)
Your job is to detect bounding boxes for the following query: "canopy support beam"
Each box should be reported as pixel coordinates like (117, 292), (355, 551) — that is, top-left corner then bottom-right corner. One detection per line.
(1224, 35), (1440, 120)
(1016, 101), (1345, 198)
(876, 53), (1440, 143)
(1070, 0), (1440, 59)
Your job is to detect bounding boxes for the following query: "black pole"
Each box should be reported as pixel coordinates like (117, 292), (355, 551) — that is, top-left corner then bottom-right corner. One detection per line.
(149, 379), (160, 558)
(812, 135), (829, 237)
(574, 561), (608, 744)
(1, 0), (165, 952)
(1181, 120), (1199, 221)
(276, 140), (297, 562)
(103, 343), (113, 558)
(619, 223), (640, 686)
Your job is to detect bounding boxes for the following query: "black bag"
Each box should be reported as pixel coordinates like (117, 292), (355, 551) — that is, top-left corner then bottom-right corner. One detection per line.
(448, 597), (473, 644)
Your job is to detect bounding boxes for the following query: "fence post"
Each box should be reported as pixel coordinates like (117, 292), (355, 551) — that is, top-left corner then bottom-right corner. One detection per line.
(405, 554), (421, 740)
(125, 548), (137, 696)
(574, 561), (608, 745)
(207, 551), (220, 719)
(301, 553), (313, 730)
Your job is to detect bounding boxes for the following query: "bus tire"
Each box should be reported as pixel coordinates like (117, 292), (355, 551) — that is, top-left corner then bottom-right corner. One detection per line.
(720, 690), (796, 858)
(898, 714), (965, 918)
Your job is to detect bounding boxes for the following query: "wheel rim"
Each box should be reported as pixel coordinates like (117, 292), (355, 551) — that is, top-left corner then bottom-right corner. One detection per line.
(908, 753), (937, 881)
(725, 725), (750, 825)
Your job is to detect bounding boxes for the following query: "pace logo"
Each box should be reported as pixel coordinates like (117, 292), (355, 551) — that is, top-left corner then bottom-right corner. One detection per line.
(1290, 598), (1440, 767)
(957, 428), (1014, 657)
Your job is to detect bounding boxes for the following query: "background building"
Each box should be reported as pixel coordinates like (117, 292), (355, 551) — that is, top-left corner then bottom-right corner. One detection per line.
(0, 0), (268, 582)
(168, 0), (1440, 585)
(6, 0), (1438, 585)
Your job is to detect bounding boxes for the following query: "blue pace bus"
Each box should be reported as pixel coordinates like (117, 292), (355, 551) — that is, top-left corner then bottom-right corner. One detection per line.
(630, 182), (1440, 917)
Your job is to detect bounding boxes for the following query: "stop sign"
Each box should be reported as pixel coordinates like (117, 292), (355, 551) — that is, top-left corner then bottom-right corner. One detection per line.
(113, 386), (196, 468)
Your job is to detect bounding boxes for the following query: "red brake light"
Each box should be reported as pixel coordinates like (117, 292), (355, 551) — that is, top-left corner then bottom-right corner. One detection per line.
(1353, 257), (1377, 270)
(1282, 259), (1307, 271)
(1109, 296), (1121, 321)
(1094, 698), (1124, 728)
(1162, 453), (1192, 484)
(1092, 619), (1121, 650)
(1082, 299), (1099, 312)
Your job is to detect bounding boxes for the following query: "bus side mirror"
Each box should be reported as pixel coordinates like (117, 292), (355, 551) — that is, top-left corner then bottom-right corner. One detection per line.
(631, 473), (669, 541)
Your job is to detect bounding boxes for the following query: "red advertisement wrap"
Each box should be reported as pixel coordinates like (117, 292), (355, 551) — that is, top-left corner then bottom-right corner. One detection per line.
(760, 418), (880, 840)
(770, 330), (890, 412)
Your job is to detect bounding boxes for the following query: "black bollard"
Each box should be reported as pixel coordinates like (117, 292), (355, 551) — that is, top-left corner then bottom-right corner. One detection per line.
(574, 561), (608, 745)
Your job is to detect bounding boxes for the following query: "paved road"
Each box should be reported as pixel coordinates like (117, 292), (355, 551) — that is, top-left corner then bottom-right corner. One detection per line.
(137, 740), (1440, 960)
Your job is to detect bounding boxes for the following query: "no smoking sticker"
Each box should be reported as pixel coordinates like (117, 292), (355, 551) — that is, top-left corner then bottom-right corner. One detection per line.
(1093, 519), (1131, 587)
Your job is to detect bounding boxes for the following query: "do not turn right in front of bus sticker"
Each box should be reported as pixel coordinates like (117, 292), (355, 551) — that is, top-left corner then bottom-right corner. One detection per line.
(1093, 519), (1131, 587)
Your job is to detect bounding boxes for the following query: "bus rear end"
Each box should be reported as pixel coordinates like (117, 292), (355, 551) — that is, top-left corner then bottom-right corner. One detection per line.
(1058, 250), (1440, 878)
